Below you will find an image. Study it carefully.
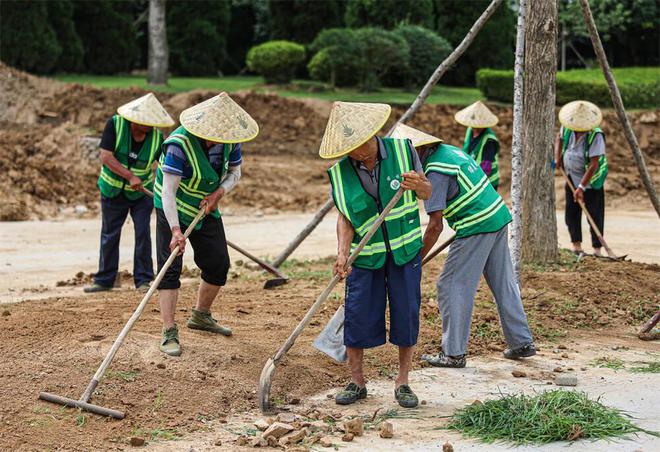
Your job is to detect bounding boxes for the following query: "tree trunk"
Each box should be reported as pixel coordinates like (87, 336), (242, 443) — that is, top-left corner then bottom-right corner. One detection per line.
(148, 0), (168, 85)
(579, 0), (660, 218)
(510, 0), (526, 280)
(520, 0), (558, 263)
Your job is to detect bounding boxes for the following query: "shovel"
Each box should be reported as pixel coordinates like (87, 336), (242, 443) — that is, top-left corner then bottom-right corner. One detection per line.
(39, 209), (205, 419)
(257, 190), (404, 413)
(560, 169), (626, 261)
(142, 189), (288, 288)
(313, 233), (457, 362)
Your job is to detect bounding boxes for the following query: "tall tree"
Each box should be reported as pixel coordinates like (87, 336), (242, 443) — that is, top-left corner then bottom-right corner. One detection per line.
(269, 0), (344, 43)
(345, 0), (434, 29)
(148, 0), (168, 84)
(47, 1), (84, 72)
(521, 0), (558, 263)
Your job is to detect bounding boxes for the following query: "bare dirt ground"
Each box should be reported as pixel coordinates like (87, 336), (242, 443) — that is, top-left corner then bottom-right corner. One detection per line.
(0, 249), (658, 450)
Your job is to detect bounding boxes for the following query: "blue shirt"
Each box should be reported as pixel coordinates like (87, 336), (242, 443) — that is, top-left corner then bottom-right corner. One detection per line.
(161, 142), (242, 178)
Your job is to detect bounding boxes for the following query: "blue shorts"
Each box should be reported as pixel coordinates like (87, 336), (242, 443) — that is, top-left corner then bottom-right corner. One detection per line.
(344, 253), (422, 349)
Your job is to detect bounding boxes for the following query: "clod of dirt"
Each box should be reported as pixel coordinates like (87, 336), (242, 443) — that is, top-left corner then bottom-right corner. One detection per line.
(554, 367), (563, 373)
(278, 428), (307, 446)
(443, 441), (454, 452)
(1, 310), (10, 316)
(156, 363), (166, 369)
(251, 436), (267, 447)
(555, 374), (578, 386)
(342, 432), (354, 442)
(254, 418), (270, 431)
(379, 421), (394, 439)
(129, 437), (145, 447)
(421, 400), (427, 405)
(512, 370), (527, 378)
(319, 436), (333, 447)
(276, 412), (297, 424)
(214, 439), (222, 446)
(343, 418), (364, 436)
(289, 396), (301, 405)
(262, 422), (294, 440)
(235, 435), (249, 446)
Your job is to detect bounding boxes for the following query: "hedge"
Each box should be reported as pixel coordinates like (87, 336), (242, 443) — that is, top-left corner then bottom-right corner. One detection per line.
(246, 40), (305, 84)
(476, 67), (660, 109)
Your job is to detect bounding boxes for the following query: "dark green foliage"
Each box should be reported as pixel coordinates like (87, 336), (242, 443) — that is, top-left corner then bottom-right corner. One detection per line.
(477, 67), (660, 109)
(269, 0), (345, 43)
(246, 40), (305, 84)
(307, 28), (361, 86)
(392, 25), (452, 87)
(448, 390), (655, 444)
(353, 28), (410, 91)
(47, 1), (84, 72)
(0, 1), (61, 73)
(72, 0), (139, 74)
(345, 0), (434, 29)
(167, 0), (231, 75)
(434, 0), (515, 85)
(224, 0), (260, 74)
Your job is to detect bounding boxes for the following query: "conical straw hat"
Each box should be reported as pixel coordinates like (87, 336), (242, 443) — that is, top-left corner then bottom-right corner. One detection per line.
(117, 93), (175, 128)
(390, 123), (442, 148)
(319, 102), (391, 159)
(454, 101), (498, 128)
(559, 100), (602, 132)
(180, 92), (259, 143)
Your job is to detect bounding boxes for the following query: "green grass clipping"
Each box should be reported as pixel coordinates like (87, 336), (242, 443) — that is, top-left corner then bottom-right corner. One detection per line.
(447, 390), (658, 444)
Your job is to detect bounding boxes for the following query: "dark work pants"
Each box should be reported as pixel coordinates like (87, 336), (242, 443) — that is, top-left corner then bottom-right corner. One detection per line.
(94, 194), (154, 288)
(564, 184), (605, 248)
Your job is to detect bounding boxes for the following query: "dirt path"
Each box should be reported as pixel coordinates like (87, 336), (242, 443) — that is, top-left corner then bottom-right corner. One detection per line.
(1, 208), (658, 303)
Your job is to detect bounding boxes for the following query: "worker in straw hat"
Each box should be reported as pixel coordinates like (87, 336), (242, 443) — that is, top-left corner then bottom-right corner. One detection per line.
(321, 102), (431, 408)
(391, 123), (536, 368)
(555, 100), (608, 258)
(85, 93), (175, 294)
(454, 101), (501, 190)
(153, 93), (258, 357)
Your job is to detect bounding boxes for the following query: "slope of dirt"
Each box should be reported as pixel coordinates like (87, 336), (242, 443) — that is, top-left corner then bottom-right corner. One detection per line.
(1, 62), (658, 220)
(0, 254), (657, 450)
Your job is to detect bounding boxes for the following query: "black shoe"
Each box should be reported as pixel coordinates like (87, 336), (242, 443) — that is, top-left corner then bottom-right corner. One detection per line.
(335, 382), (367, 405)
(394, 384), (418, 408)
(422, 351), (466, 368)
(503, 343), (537, 360)
(83, 283), (112, 293)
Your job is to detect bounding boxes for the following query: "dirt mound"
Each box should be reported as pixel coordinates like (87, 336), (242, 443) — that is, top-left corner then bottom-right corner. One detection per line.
(0, 253), (657, 449)
(1, 62), (658, 219)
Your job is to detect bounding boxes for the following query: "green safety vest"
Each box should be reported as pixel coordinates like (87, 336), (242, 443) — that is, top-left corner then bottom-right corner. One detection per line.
(425, 143), (511, 239)
(328, 138), (422, 270)
(462, 127), (500, 189)
(561, 127), (608, 190)
(97, 115), (163, 200)
(153, 126), (232, 229)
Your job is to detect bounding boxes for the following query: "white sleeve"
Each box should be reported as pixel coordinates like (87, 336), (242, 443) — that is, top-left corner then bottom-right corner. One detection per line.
(162, 172), (182, 230)
(219, 164), (241, 194)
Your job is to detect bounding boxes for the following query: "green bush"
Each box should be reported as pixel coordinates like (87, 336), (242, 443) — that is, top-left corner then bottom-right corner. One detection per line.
(392, 25), (452, 87)
(308, 28), (361, 86)
(477, 67), (660, 108)
(246, 40), (306, 84)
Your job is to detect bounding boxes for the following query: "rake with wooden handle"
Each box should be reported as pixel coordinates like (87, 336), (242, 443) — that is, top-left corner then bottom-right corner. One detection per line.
(39, 209), (205, 419)
(257, 190), (404, 413)
(560, 168), (625, 260)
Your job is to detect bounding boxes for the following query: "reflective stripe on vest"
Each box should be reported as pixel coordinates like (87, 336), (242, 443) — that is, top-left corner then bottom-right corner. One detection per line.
(561, 127), (608, 189)
(462, 127), (500, 187)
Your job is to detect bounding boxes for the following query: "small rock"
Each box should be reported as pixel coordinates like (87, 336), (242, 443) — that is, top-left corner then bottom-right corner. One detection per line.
(555, 374), (578, 386)
(289, 397), (301, 405)
(512, 370), (527, 378)
(379, 421), (394, 438)
(267, 436), (278, 447)
(1, 310), (9, 316)
(156, 363), (166, 369)
(250, 436), (267, 447)
(262, 422), (294, 440)
(254, 418), (270, 431)
(421, 400), (427, 405)
(277, 412), (297, 424)
(581, 367), (587, 371)
(214, 439), (222, 446)
(235, 435), (249, 446)
(553, 367), (563, 373)
(130, 437), (145, 447)
(278, 428), (307, 446)
(342, 432), (354, 442)
(326, 394), (333, 399)
(319, 436), (333, 447)
(561, 353), (569, 358)
(74, 204), (88, 215)
(309, 420), (330, 433)
(343, 418), (364, 436)
(558, 344), (567, 350)
(443, 441), (454, 452)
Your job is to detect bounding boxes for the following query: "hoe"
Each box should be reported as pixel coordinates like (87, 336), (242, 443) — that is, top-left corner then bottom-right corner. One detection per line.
(39, 209), (205, 419)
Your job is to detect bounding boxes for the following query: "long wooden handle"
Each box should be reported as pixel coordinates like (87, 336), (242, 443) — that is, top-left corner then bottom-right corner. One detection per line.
(80, 209), (205, 402)
(421, 234), (456, 266)
(560, 168), (615, 258)
(227, 240), (288, 279)
(271, 190), (404, 363)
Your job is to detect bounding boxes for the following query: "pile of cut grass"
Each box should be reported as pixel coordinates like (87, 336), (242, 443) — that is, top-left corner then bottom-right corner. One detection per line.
(448, 390), (656, 444)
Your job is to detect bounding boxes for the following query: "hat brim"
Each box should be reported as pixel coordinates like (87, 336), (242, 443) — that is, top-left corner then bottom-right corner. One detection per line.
(180, 122), (260, 144)
(319, 106), (391, 160)
(116, 111), (175, 128)
(454, 116), (499, 129)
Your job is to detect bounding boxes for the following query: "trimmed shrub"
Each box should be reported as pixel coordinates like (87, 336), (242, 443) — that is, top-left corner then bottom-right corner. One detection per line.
(246, 40), (306, 84)
(308, 28), (361, 86)
(476, 67), (660, 108)
(353, 28), (410, 91)
(392, 25), (452, 87)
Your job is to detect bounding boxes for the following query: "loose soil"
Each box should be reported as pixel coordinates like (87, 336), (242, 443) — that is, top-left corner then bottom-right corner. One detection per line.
(0, 253), (657, 450)
(1, 63), (659, 221)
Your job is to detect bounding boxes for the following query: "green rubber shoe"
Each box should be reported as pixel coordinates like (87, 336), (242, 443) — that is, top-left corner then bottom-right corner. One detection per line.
(394, 384), (419, 408)
(187, 309), (232, 336)
(335, 382), (367, 405)
(160, 326), (181, 356)
(83, 283), (112, 293)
